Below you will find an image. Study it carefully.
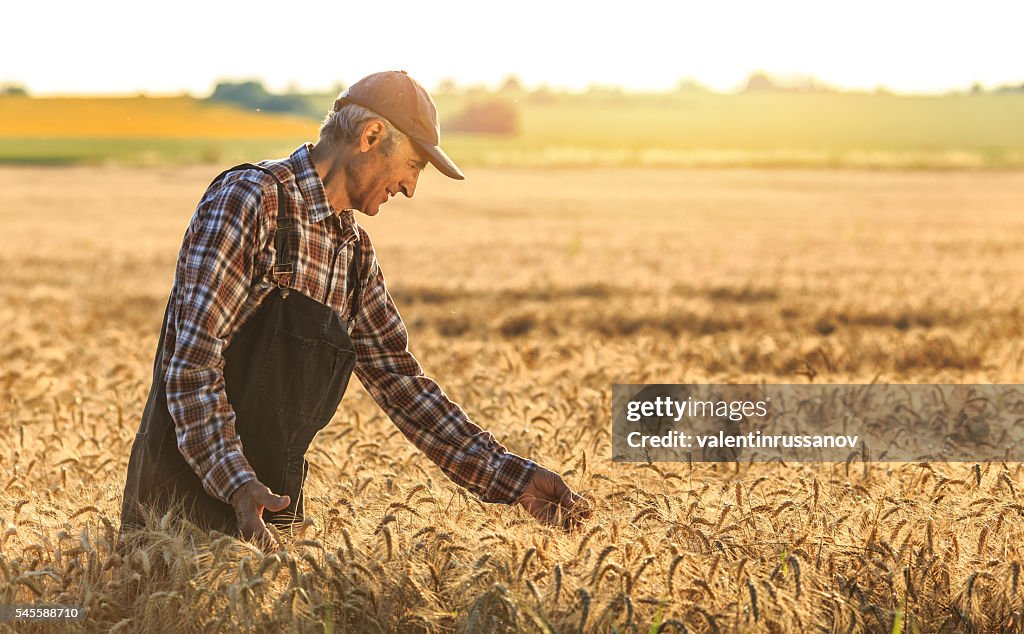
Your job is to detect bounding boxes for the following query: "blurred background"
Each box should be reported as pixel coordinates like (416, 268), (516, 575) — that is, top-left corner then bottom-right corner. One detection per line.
(3, 0), (1023, 169)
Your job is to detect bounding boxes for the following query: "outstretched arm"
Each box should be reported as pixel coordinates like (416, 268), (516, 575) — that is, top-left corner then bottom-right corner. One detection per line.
(349, 231), (589, 527)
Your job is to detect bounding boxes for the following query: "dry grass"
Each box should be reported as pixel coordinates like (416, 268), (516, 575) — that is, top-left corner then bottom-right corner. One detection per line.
(1, 165), (1024, 632)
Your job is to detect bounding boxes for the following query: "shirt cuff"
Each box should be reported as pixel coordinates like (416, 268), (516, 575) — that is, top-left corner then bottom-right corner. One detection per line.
(202, 449), (258, 504)
(480, 453), (538, 504)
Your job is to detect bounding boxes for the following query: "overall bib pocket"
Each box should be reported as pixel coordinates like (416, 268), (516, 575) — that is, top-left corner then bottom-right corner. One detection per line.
(257, 325), (356, 422)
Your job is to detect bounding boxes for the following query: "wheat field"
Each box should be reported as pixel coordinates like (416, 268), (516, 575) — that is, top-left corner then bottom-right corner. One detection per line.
(1, 165), (1024, 632)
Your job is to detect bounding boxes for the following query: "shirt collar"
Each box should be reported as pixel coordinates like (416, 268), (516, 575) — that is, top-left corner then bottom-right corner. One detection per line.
(289, 143), (360, 242)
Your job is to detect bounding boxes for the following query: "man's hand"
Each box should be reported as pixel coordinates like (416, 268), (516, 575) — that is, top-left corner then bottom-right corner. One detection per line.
(518, 465), (592, 529)
(230, 478), (290, 551)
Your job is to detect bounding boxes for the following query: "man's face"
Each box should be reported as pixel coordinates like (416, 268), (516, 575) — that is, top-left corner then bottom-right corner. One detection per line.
(346, 129), (428, 216)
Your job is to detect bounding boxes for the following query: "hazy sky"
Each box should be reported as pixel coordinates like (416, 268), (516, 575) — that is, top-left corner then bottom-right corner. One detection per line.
(6, 0), (1023, 96)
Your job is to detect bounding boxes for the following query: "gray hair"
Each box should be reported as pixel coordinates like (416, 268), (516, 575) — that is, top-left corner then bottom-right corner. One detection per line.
(318, 102), (407, 156)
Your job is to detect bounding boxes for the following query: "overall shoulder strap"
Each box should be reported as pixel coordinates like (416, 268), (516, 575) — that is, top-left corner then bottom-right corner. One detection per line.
(348, 238), (363, 324)
(209, 161), (364, 312)
(208, 162), (290, 211)
(210, 163), (296, 280)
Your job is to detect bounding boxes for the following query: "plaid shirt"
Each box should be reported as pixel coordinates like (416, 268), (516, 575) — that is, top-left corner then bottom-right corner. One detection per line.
(162, 143), (536, 506)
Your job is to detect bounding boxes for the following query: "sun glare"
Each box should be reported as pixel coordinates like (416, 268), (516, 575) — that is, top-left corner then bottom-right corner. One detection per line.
(3, 0), (1023, 95)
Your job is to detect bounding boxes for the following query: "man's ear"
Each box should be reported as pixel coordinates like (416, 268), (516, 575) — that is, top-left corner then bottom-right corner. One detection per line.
(359, 120), (387, 153)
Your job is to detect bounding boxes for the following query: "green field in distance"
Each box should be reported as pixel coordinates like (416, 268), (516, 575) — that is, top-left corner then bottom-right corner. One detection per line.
(2, 92), (1022, 168)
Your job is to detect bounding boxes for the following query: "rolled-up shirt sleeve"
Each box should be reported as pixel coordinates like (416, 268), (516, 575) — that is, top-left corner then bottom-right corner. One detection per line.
(164, 178), (266, 504)
(350, 230), (537, 504)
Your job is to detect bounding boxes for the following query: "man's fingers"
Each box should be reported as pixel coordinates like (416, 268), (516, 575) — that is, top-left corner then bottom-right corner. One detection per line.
(566, 489), (593, 518)
(576, 495), (594, 519)
(247, 480), (291, 512)
(518, 466), (592, 529)
(540, 490), (589, 530)
(558, 484), (576, 508)
(259, 491), (291, 512)
(552, 475), (590, 518)
(237, 517), (275, 552)
(538, 500), (559, 526)
(248, 526), (275, 553)
(235, 480), (290, 513)
(521, 494), (558, 526)
(255, 526), (275, 552)
(552, 478), (591, 529)
(237, 514), (262, 538)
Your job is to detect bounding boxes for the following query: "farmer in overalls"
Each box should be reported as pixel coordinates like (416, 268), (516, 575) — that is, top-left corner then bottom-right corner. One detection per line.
(120, 71), (589, 549)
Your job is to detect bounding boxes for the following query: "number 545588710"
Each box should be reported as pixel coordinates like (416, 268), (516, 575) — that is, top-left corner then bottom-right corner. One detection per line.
(1, 605), (84, 621)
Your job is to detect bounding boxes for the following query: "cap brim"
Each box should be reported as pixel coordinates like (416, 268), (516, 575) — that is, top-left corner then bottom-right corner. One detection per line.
(411, 138), (465, 180)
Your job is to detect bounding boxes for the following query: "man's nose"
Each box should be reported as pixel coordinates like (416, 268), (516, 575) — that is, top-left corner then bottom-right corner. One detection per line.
(400, 173), (419, 198)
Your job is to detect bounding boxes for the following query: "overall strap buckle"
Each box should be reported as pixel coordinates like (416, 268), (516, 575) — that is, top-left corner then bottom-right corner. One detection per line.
(210, 162), (296, 288)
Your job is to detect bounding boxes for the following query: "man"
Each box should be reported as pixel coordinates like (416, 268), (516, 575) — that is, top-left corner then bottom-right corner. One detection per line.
(120, 71), (589, 549)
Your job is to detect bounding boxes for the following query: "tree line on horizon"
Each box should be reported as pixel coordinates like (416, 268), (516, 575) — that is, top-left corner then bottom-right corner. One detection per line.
(2, 73), (1022, 138)
(4, 71), (1024, 103)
